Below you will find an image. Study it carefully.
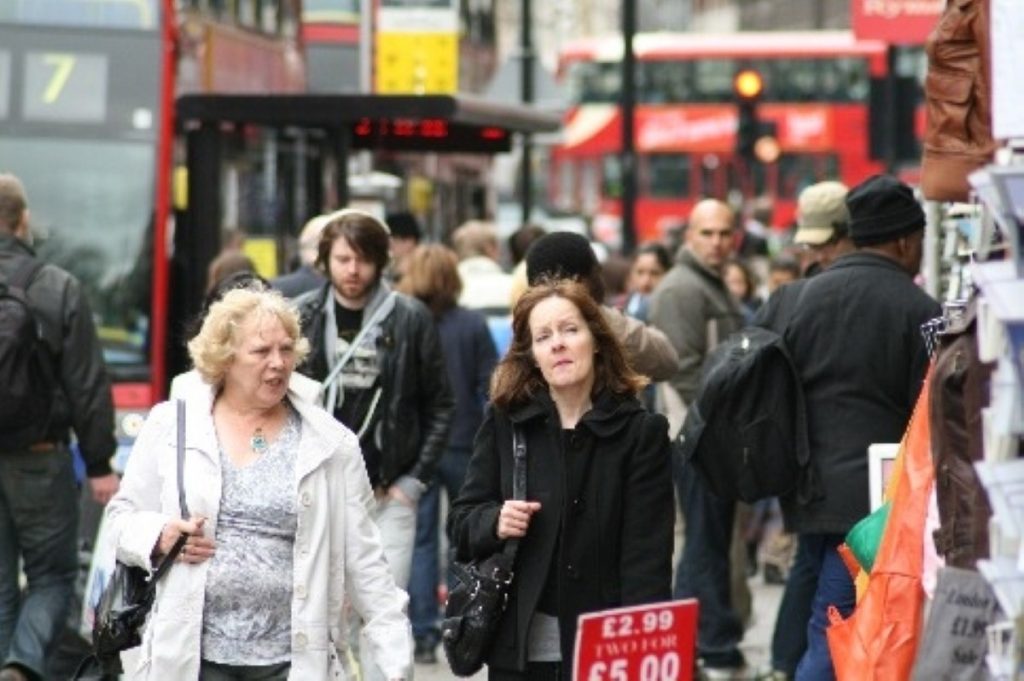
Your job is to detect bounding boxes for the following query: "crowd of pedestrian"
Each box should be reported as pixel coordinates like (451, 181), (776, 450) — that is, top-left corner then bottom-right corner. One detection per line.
(0, 167), (940, 681)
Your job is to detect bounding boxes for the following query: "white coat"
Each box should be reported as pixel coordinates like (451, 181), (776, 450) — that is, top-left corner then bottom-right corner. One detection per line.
(104, 383), (413, 680)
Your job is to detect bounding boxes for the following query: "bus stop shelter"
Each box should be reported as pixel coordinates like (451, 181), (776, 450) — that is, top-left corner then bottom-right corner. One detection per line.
(169, 93), (559, 378)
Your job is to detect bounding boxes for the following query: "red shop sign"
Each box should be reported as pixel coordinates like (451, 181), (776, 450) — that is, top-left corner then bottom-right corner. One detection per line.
(851, 0), (943, 45)
(574, 599), (699, 681)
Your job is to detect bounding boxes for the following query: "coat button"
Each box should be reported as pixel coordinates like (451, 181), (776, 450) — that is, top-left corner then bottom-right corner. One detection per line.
(295, 584), (307, 599)
(295, 632), (308, 650)
(572, 498), (584, 513)
(300, 491), (312, 506)
(566, 563), (580, 579)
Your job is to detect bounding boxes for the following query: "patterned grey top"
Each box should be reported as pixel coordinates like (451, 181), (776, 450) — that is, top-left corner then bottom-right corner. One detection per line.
(202, 405), (301, 665)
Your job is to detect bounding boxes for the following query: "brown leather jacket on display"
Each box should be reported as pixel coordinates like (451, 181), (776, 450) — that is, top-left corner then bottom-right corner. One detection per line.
(929, 301), (995, 569)
(921, 0), (997, 202)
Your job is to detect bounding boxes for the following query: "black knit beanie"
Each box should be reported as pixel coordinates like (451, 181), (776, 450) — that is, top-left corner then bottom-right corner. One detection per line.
(526, 231), (599, 284)
(846, 175), (925, 247)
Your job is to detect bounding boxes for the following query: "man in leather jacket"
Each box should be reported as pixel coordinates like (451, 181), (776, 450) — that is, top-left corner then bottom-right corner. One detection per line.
(0, 174), (118, 681)
(294, 209), (453, 680)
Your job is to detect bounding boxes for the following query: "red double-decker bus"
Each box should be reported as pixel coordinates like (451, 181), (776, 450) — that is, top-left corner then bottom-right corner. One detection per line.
(0, 0), (305, 455)
(551, 31), (912, 244)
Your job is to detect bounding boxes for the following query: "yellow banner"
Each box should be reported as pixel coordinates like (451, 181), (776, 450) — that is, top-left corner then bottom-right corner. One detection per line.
(375, 32), (457, 94)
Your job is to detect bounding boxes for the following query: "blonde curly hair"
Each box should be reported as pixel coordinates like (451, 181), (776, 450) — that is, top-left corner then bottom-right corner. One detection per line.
(187, 287), (310, 387)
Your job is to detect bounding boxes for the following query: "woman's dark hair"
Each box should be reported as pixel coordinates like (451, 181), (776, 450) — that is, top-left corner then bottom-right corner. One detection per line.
(187, 270), (270, 339)
(315, 210), (390, 276)
(490, 278), (647, 408)
(507, 223), (546, 266)
(396, 244), (462, 317)
(637, 242), (672, 273)
(724, 257), (758, 300)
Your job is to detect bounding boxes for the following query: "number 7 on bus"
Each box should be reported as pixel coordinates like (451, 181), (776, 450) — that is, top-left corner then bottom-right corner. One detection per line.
(574, 599), (699, 681)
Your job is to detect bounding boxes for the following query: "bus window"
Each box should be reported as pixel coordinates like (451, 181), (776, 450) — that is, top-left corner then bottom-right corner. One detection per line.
(303, 0), (360, 21)
(567, 61), (622, 104)
(602, 155), (623, 200)
(693, 59), (736, 103)
(645, 153), (691, 199)
(581, 160), (600, 214)
(0, 0), (159, 29)
(776, 154), (840, 199)
(639, 62), (694, 104)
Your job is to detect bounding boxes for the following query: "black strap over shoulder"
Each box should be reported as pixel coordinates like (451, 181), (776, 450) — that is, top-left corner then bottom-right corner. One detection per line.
(502, 424), (528, 560)
(512, 424), (526, 501)
(5, 258), (44, 291)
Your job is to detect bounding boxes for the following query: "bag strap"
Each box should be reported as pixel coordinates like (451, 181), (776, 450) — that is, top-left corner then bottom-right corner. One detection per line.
(150, 400), (189, 582)
(4, 258), (44, 291)
(501, 424), (528, 560)
(512, 423), (526, 501)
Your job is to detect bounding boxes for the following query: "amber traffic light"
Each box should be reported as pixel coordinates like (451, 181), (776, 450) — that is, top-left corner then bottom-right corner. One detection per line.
(733, 69), (764, 101)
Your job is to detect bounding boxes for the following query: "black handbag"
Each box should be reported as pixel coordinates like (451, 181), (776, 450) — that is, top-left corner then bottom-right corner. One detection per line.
(442, 424), (526, 677)
(74, 400), (190, 678)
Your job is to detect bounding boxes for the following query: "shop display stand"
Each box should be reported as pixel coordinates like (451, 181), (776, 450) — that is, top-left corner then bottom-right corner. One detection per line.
(965, 143), (1024, 679)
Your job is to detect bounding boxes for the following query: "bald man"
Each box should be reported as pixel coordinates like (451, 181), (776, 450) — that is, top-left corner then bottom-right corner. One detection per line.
(649, 199), (753, 679)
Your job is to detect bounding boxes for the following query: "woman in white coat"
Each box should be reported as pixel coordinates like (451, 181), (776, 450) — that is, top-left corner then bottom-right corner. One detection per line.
(105, 287), (412, 680)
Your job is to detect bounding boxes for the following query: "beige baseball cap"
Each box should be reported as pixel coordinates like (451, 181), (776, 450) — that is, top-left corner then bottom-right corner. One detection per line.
(794, 181), (850, 246)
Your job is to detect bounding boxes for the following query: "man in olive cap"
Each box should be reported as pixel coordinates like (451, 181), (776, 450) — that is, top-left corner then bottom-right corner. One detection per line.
(793, 181), (856, 276)
(756, 175), (940, 681)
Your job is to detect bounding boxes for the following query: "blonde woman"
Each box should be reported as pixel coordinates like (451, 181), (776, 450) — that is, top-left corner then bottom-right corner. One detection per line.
(105, 288), (411, 680)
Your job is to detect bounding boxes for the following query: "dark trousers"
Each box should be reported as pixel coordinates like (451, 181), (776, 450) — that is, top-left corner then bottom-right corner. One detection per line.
(0, 447), (79, 680)
(770, 533), (840, 674)
(200, 660), (290, 680)
(794, 534), (855, 681)
(673, 454), (744, 669)
(489, 662), (562, 681)
(408, 448), (472, 645)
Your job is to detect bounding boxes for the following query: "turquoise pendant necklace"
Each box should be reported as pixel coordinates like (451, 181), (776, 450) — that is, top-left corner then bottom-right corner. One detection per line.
(251, 427), (269, 454)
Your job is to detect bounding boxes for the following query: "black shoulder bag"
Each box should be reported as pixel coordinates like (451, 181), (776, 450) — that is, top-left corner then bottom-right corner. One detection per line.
(74, 400), (190, 678)
(442, 424), (527, 677)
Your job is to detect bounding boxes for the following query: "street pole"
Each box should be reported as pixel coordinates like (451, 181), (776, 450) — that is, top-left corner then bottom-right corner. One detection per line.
(620, 0), (637, 253)
(520, 0), (535, 226)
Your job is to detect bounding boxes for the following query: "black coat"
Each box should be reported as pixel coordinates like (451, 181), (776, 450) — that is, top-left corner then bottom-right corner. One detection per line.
(294, 282), (454, 487)
(447, 391), (674, 674)
(0, 235), (115, 472)
(755, 252), (941, 534)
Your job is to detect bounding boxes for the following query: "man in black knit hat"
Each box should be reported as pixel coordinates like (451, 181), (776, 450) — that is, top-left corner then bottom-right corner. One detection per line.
(525, 230), (678, 382)
(757, 175), (940, 681)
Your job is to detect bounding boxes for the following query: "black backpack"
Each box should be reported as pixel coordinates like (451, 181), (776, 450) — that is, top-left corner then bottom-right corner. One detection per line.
(677, 326), (820, 504)
(0, 258), (55, 449)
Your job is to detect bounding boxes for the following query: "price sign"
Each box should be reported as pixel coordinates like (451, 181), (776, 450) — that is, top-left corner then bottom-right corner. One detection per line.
(574, 599), (698, 681)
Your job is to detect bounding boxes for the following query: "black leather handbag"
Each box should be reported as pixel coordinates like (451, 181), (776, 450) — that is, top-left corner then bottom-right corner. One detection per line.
(442, 425), (526, 677)
(75, 400), (190, 678)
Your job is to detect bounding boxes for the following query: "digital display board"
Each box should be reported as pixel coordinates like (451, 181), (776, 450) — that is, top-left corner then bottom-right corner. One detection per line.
(22, 51), (108, 122)
(350, 117), (512, 152)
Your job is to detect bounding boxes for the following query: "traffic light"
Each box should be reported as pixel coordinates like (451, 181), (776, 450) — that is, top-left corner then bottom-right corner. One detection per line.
(734, 68), (763, 165)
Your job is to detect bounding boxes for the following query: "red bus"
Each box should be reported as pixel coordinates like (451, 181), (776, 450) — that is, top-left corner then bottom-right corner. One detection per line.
(0, 0), (305, 452)
(551, 31), (901, 244)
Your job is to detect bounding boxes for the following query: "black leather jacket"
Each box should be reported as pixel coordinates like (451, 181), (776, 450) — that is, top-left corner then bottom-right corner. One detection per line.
(0, 234), (116, 475)
(295, 281), (454, 488)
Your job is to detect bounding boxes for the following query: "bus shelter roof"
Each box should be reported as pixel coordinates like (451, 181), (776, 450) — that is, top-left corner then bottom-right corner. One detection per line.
(176, 93), (560, 153)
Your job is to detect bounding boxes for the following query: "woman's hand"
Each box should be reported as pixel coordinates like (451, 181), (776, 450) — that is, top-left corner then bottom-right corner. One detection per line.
(155, 516), (216, 565)
(496, 500), (542, 539)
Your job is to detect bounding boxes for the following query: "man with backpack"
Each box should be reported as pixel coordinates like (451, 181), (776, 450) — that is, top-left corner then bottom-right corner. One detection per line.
(0, 173), (118, 681)
(755, 175), (940, 681)
(649, 199), (750, 680)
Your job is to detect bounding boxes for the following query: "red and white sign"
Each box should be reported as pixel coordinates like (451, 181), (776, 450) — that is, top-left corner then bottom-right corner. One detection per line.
(574, 600), (699, 681)
(851, 0), (943, 45)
